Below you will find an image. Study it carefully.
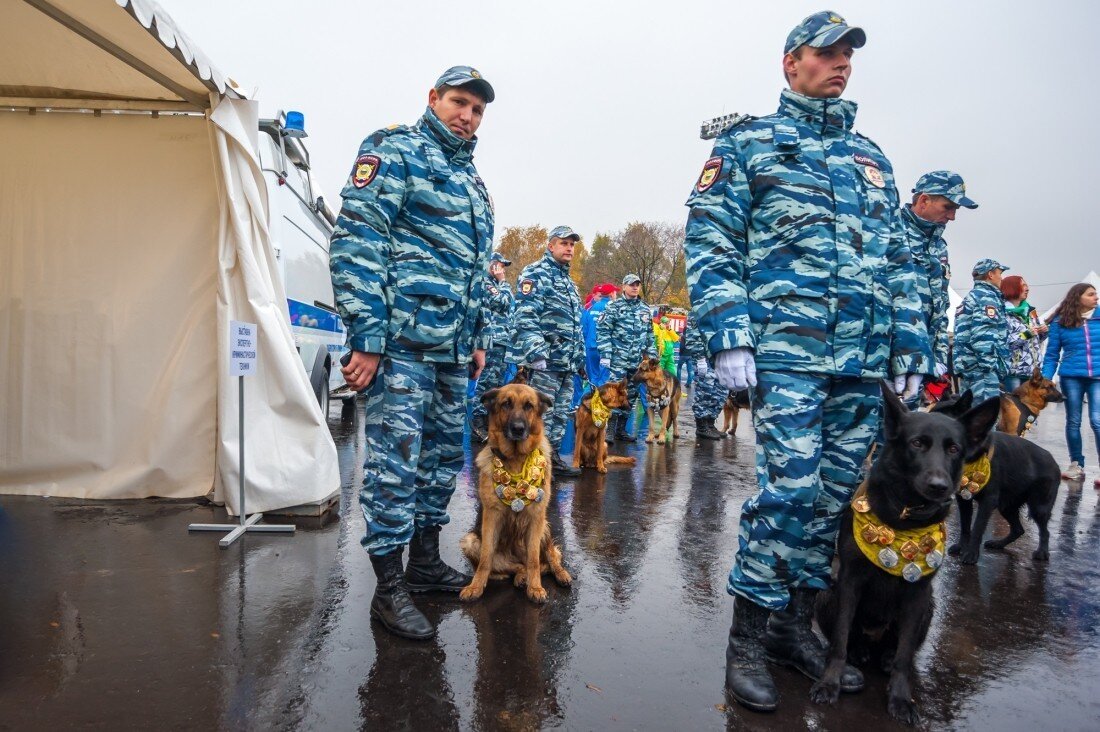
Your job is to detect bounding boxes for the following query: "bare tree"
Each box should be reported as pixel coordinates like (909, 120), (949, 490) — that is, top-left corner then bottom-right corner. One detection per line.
(609, 222), (687, 305)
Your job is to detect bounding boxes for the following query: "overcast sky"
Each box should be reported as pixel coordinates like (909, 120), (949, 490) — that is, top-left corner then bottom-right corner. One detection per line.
(168, 0), (1097, 311)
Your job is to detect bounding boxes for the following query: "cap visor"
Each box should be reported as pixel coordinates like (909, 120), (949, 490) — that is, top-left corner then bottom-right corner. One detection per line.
(811, 25), (866, 49)
(957, 195), (979, 210)
(457, 79), (495, 103)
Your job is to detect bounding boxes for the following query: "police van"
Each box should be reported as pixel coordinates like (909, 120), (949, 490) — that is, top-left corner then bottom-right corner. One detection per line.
(257, 111), (351, 417)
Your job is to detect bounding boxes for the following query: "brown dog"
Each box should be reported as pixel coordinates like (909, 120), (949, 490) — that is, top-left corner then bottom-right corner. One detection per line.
(721, 389), (751, 435)
(633, 357), (682, 444)
(573, 379), (638, 472)
(460, 384), (572, 604)
(1000, 367), (1064, 435)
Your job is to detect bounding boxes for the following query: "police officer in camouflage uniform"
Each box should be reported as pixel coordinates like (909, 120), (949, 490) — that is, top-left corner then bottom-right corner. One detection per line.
(684, 12), (932, 711)
(470, 251), (515, 442)
(510, 226), (585, 478)
(954, 259), (1010, 403)
(682, 316), (726, 440)
(330, 66), (495, 640)
(595, 273), (655, 442)
(901, 171), (979, 390)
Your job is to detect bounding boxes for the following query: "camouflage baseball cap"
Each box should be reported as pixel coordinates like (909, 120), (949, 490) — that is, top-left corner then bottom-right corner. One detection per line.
(913, 170), (979, 209)
(490, 251), (512, 266)
(434, 65), (495, 103)
(548, 225), (580, 242)
(972, 258), (1009, 278)
(622, 274), (642, 285)
(784, 11), (866, 54)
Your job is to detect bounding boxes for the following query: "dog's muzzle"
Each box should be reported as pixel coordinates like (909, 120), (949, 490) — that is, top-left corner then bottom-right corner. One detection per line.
(505, 419), (530, 441)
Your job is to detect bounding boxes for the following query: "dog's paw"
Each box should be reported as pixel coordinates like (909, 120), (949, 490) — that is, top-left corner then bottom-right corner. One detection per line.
(459, 584), (484, 602)
(526, 586), (548, 604)
(959, 549), (980, 565)
(597, 465), (608, 474)
(513, 573), (527, 588)
(983, 538), (1008, 551)
(553, 568), (573, 586)
(1032, 548), (1050, 561)
(809, 680), (840, 705)
(887, 696), (921, 726)
(644, 436), (654, 443)
(947, 542), (962, 556)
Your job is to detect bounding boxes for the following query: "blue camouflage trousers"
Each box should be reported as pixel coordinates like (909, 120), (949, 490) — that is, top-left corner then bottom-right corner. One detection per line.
(691, 370), (726, 420)
(729, 371), (881, 610)
(961, 369), (1003, 404)
(526, 369), (574, 453)
(470, 344), (509, 425)
(360, 357), (466, 556)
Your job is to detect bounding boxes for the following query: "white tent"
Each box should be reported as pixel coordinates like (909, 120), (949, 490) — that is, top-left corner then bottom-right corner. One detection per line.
(946, 285), (964, 332)
(1041, 271), (1100, 323)
(0, 0), (339, 514)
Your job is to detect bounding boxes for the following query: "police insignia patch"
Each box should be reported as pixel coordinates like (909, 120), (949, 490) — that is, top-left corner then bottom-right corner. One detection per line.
(696, 157), (722, 193)
(520, 279), (535, 295)
(985, 305), (998, 318)
(863, 165), (885, 189)
(853, 153), (879, 168)
(488, 285), (499, 296)
(352, 154), (380, 188)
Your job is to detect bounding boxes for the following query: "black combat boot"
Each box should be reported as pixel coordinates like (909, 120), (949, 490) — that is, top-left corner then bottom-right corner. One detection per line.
(604, 414), (616, 444)
(614, 414), (637, 443)
(764, 587), (864, 692)
(726, 596), (779, 712)
(551, 450), (582, 478)
(405, 525), (473, 592)
(695, 416), (724, 440)
(370, 551), (435, 640)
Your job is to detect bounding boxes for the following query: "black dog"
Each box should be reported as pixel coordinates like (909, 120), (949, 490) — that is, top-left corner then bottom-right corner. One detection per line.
(931, 392), (1061, 564)
(811, 383), (1000, 725)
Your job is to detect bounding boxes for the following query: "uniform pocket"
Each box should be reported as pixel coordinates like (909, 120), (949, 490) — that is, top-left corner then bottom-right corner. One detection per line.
(390, 279), (462, 352)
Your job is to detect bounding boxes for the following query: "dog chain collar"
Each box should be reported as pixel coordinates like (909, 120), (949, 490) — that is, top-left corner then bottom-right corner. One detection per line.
(959, 445), (995, 500)
(1003, 392), (1038, 435)
(491, 449), (547, 512)
(589, 389), (611, 428)
(851, 487), (947, 582)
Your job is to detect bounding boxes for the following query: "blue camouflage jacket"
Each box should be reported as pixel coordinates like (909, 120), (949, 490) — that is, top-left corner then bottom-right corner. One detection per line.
(684, 89), (932, 379)
(953, 281), (1008, 378)
(682, 316), (707, 362)
(481, 275), (514, 350)
(595, 296), (656, 375)
(900, 205), (951, 372)
(329, 107), (494, 363)
(509, 252), (584, 372)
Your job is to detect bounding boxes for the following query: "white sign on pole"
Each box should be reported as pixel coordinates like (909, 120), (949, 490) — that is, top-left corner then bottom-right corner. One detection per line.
(230, 320), (258, 376)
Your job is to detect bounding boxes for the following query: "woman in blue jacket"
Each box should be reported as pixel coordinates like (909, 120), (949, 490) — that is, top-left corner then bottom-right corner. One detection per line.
(1042, 283), (1100, 487)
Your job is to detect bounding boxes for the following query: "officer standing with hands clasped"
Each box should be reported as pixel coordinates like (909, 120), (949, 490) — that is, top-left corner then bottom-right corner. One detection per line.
(595, 274), (656, 442)
(684, 11), (932, 711)
(330, 66), (496, 641)
(470, 251), (515, 443)
(954, 258), (1010, 403)
(510, 226), (585, 478)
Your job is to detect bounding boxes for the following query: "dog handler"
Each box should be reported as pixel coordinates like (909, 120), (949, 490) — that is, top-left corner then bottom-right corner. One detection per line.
(954, 259), (1010, 403)
(683, 11), (932, 711)
(470, 251), (516, 443)
(330, 66), (496, 640)
(682, 315), (727, 440)
(596, 274), (656, 442)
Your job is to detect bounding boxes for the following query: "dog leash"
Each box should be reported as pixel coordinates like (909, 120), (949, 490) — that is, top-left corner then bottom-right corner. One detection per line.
(1001, 392), (1038, 436)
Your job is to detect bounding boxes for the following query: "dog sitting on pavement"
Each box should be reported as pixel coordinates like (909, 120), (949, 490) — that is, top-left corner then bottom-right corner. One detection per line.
(930, 390), (1061, 564)
(721, 389), (752, 435)
(632, 357), (681, 444)
(460, 384), (572, 605)
(573, 379), (637, 473)
(999, 367), (1064, 436)
(811, 382), (1000, 725)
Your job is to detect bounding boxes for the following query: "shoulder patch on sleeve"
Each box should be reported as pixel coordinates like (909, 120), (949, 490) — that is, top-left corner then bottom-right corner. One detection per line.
(352, 154), (381, 188)
(696, 157), (723, 193)
(984, 305), (998, 319)
(519, 279), (535, 295)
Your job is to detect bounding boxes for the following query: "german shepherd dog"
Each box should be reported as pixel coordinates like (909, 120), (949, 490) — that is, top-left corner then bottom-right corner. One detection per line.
(999, 367), (1064, 436)
(931, 391), (1062, 564)
(811, 383), (1000, 725)
(720, 389), (751, 435)
(573, 379), (637, 472)
(632, 357), (681, 444)
(460, 384), (573, 604)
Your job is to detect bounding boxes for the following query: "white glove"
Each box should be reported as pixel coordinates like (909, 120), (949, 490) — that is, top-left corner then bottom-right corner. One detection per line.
(599, 357), (611, 368)
(894, 373), (923, 399)
(695, 358), (709, 376)
(714, 348), (757, 391)
(933, 362), (948, 379)
(531, 358), (548, 371)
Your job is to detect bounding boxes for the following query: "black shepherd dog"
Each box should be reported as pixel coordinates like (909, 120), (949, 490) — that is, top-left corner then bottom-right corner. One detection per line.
(931, 391), (1061, 564)
(811, 384), (1000, 725)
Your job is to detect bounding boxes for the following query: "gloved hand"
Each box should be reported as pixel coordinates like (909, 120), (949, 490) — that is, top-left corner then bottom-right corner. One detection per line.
(894, 373), (923, 399)
(695, 358), (709, 376)
(599, 357), (611, 369)
(531, 358), (548, 371)
(933, 362), (948, 379)
(714, 348), (757, 391)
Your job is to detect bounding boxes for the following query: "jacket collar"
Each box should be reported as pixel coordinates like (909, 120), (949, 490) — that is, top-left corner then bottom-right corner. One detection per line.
(418, 107), (477, 164)
(974, 280), (1001, 296)
(542, 250), (570, 275)
(778, 88), (857, 132)
(902, 205), (945, 241)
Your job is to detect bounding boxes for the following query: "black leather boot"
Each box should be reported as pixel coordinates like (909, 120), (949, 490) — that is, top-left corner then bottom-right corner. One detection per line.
(604, 414), (616, 444)
(764, 587), (864, 693)
(370, 551), (435, 640)
(405, 526), (472, 592)
(614, 414), (637, 443)
(725, 596), (779, 712)
(551, 450), (582, 478)
(695, 416), (724, 440)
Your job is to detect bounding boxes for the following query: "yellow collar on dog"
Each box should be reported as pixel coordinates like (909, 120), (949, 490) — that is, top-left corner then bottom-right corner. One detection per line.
(491, 449), (546, 512)
(851, 487), (947, 582)
(589, 389), (611, 428)
(958, 446), (994, 500)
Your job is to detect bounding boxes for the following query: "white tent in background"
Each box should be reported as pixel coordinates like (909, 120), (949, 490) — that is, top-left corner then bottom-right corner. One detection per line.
(1041, 271), (1100, 323)
(0, 0), (339, 514)
(946, 285), (964, 332)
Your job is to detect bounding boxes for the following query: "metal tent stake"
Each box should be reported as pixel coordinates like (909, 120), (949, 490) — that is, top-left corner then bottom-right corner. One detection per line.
(190, 322), (295, 547)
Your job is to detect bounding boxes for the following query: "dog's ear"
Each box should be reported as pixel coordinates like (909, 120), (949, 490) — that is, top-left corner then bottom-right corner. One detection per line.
(480, 387), (501, 409)
(880, 380), (908, 440)
(959, 396), (1001, 450)
(1030, 367), (1043, 385)
(935, 389), (973, 418)
(535, 389), (554, 414)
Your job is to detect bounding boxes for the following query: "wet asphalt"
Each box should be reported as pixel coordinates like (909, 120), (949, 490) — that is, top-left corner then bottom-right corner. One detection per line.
(1, 391), (1099, 731)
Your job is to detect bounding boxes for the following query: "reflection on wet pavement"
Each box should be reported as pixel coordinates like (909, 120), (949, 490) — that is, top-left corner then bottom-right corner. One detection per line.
(1, 397), (1098, 730)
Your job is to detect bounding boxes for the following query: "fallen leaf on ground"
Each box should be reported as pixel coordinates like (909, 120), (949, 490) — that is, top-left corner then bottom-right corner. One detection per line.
(586, 683), (603, 693)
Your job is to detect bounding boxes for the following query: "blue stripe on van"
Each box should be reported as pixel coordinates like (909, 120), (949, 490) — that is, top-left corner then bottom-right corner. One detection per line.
(288, 299), (345, 334)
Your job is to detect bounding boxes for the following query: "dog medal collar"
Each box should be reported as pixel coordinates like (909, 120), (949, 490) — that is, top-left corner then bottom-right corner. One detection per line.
(589, 389), (611, 428)
(958, 445), (994, 500)
(851, 485), (947, 583)
(492, 449), (546, 512)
